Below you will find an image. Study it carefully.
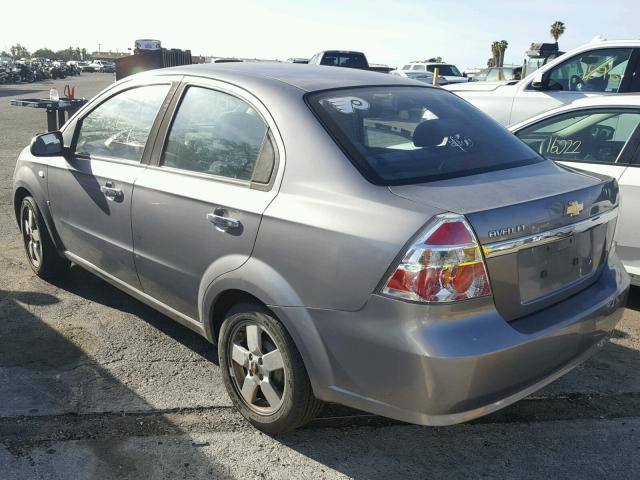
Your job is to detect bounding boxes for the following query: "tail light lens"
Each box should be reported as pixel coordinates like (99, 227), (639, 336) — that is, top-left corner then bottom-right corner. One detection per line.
(382, 214), (492, 303)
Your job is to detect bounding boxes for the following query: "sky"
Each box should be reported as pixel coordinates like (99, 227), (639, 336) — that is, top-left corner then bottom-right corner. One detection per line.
(2, 0), (639, 69)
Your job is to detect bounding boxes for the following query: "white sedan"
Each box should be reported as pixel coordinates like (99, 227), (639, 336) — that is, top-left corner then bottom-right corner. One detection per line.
(390, 69), (440, 84)
(510, 95), (640, 285)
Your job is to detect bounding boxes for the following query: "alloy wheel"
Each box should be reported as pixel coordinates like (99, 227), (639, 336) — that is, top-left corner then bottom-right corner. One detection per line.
(228, 322), (286, 415)
(22, 204), (42, 269)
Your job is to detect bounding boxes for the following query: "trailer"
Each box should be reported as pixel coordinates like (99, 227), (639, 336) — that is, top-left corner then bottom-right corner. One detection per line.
(115, 48), (192, 80)
(523, 42), (564, 76)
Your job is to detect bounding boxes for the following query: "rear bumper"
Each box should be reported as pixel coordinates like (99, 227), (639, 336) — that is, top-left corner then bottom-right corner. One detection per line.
(272, 252), (629, 426)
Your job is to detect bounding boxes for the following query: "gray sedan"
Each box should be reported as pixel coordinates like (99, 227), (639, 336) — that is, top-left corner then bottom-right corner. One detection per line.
(13, 63), (629, 433)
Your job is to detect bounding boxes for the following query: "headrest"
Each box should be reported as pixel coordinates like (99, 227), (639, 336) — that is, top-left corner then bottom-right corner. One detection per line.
(413, 120), (453, 147)
(216, 111), (266, 146)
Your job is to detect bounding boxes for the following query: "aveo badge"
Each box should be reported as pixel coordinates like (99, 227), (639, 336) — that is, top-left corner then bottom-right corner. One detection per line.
(488, 224), (525, 239)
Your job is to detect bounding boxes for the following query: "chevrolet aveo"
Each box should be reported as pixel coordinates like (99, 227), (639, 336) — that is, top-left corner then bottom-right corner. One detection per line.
(13, 64), (629, 433)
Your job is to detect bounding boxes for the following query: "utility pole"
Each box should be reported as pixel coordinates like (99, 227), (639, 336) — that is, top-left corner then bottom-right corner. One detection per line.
(97, 43), (101, 53)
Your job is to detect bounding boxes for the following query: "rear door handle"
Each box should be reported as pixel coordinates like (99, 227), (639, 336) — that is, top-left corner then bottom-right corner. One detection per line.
(207, 208), (241, 231)
(100, 181), (123, 200)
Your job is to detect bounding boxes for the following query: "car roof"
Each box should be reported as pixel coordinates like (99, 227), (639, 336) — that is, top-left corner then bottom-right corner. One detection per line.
(411, 62), (455, 66)
(153, 62), (426, 92)
(579, 39), (640, 48)
(320, 50), (365, 55)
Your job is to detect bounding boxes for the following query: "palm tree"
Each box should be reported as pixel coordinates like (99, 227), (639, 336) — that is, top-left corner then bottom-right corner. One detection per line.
(550, 21), (566, 44)
(491, 41), (500, 68)
(498, 40), (509, 67)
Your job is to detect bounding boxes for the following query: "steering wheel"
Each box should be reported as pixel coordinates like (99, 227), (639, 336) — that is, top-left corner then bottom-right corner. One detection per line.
(569, 75), (585, 92)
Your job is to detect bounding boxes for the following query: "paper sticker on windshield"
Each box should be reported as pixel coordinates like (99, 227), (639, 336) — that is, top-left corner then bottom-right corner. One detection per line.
(324, 96), (370, 114)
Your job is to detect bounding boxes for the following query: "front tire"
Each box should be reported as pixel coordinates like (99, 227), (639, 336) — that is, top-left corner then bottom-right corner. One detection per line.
(20, 196), (69, 279)
(219, 303), (323, 433)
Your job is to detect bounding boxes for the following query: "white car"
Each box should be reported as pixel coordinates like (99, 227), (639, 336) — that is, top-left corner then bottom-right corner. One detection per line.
(400, 62), (468, 84)
(445, 39), (640, 126)
(390, 69), (438, 85)
(89, 59), (115, 72)
(510, 95), (640, 286)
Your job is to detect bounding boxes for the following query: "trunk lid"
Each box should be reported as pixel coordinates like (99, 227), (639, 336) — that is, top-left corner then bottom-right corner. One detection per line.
(389, 161), (619, 320)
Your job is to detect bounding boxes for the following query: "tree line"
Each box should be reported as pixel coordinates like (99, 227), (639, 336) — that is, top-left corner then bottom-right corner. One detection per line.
(1, 43), (90, 61)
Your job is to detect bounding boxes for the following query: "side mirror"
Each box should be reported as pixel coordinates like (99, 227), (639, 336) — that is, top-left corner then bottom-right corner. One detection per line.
(530, 72), (545, 90)
(30, 131), (64, 156)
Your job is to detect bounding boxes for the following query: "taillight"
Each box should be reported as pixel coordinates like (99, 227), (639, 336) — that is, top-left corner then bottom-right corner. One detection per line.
(382, 214), (492, 303)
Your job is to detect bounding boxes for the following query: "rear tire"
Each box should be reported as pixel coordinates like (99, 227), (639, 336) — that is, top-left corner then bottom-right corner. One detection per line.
(218, 303), (323, 434)
(20, 196), (69, 280)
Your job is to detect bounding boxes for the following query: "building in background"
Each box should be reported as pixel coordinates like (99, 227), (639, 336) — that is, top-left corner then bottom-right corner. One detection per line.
(91, 51), (129, 62)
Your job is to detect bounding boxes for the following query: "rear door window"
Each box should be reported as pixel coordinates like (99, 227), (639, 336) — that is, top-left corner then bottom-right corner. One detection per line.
(307, 86), (542, 185)
(629, 49), (640, 92)
(515, 109), (640, 165)
(162, 86), (271, 181)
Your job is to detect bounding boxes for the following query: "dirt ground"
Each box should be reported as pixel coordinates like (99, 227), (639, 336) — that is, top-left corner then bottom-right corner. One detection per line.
(1, 74), (639, 479)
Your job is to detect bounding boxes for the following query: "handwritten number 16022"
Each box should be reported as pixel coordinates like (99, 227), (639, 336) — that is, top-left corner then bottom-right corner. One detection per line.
(547, 136), (581, 155)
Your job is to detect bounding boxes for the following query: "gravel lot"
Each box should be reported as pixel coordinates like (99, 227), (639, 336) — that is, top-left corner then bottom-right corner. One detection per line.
(1, 74), (639, 479)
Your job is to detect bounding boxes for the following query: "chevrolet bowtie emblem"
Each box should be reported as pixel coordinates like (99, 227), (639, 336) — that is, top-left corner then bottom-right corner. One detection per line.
(565, 201), (584, 217)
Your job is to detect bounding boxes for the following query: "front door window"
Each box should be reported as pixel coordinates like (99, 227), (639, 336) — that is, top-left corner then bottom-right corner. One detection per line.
(545, 48), (632, 93)
(75, 85), (170, 161)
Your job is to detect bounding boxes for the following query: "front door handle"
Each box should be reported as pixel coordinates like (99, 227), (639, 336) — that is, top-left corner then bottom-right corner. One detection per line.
(207, 208), (241, 231)
(100, 181), (123, 200)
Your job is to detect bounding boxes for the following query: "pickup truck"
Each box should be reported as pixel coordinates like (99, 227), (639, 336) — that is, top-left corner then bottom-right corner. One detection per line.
(444, 39), (640, 126)
(308, 50), (393, 74)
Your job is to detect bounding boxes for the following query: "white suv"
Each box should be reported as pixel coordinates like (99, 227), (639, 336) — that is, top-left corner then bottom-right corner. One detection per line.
(444, 39), (640, 126)
(401, 62), (468, 84)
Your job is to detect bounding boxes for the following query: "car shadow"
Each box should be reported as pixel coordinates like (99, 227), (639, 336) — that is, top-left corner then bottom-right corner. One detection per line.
(50, 265), (217, 364)
(65, 159), (112, 215)
(0, 286), (227, 477)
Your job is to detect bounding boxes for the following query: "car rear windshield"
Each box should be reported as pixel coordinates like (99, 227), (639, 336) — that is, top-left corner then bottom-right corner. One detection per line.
(426, 65), (462, 77)
(306, 86), (543, 185)
(320, 52), (368, 68)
